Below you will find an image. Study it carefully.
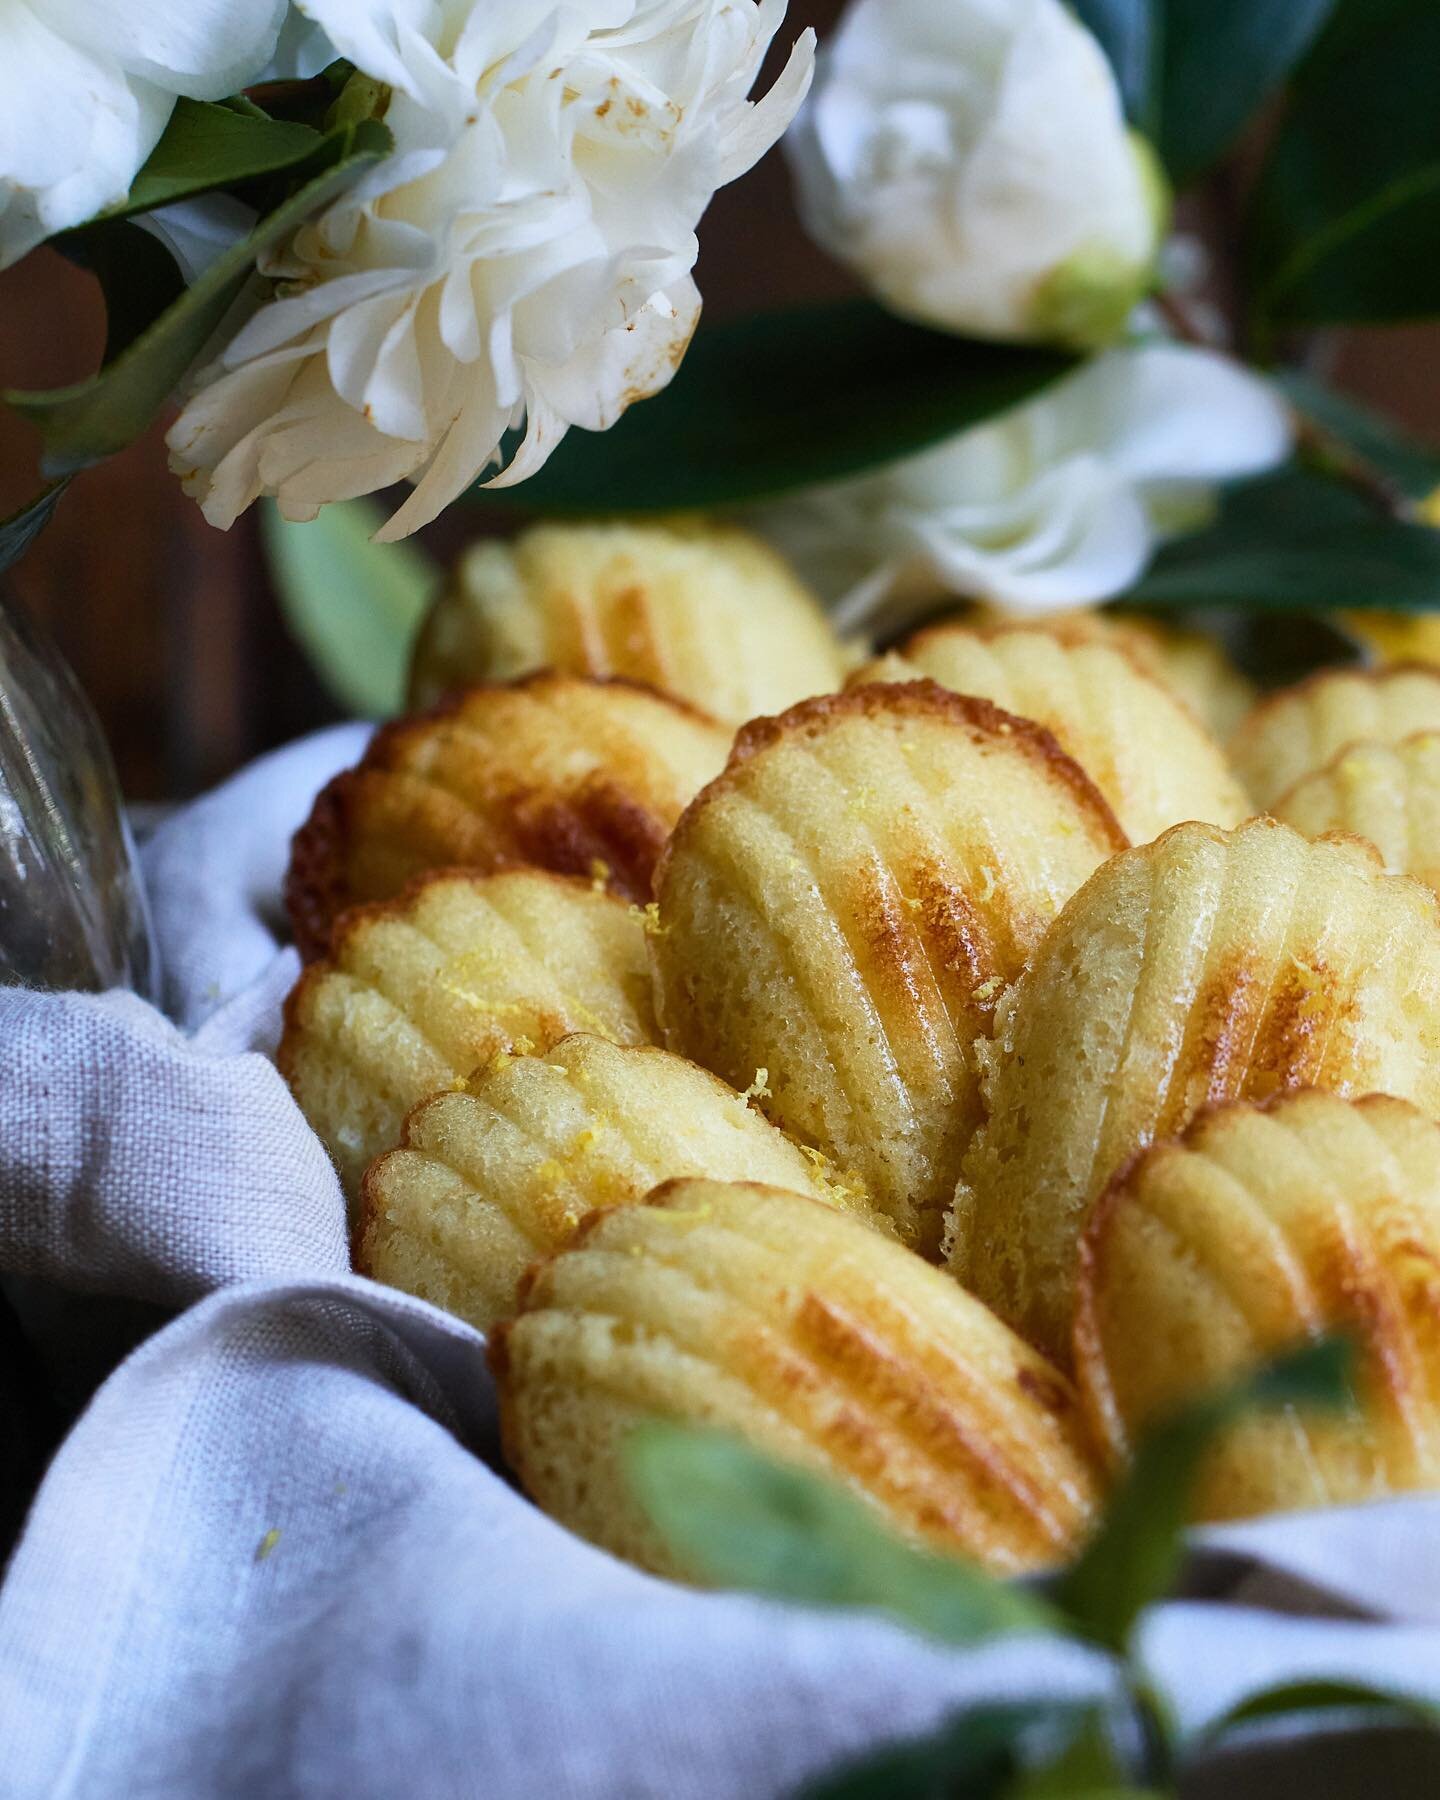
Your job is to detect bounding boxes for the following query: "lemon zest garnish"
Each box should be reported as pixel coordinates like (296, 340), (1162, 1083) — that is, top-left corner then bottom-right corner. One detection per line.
(739, 1067), (771, 1103)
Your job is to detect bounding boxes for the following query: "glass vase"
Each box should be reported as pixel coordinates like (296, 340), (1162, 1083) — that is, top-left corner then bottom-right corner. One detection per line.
(0, 585), (158, 997)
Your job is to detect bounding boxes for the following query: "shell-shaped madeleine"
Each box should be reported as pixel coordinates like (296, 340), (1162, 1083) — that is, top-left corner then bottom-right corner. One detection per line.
(279, 869), (658, 1202)
(286, 673), (729, 959)
(1105, 613), (1258, 743)
(356, 1035), (873, 1332)
(852, 623), (1248, 844)
(409, 520), (849, 725)
(650, 683), (1128, 1250)
(962, 607), (1257, 741)
(491, 1177), (1101, 1577)
(1233, 666), (1440, 809)
(1275, 731), (1440, 899)
(953, 817), (1440, 1364)
(1075, 1091), (1440, 1519)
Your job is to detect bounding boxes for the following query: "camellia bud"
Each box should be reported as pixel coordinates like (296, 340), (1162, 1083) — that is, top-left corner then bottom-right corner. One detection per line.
(787, 0), (1168, 350)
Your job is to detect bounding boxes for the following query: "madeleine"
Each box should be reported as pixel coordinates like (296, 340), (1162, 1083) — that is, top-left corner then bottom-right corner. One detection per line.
(409, 520), (849, 724)
(1275, 731), (1440, 899)
(286, 673), (729, 959)
(953, 817), (1440, 1363)
(491, 1177), (1101, 1578)
(650, 682), (1127, 1251)
(1232, 666), (1440, 809)
(964, 605), (1256, 741)
(356, 1035), (873, 1332)
(279, 869), (658, 1201)
(1104, 612), (1257, 742)
(852, 622), (1248, 844)
(1075, 1091), (1440, 1518)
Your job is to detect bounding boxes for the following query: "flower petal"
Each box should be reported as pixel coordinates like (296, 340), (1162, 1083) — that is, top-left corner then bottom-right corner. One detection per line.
(0, 11), (165, 266)
(41, 0), (288, 97)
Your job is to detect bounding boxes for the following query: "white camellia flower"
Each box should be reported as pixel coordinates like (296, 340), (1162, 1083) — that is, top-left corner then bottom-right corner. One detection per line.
(169, 0), (815, 541)
(786, 0), (1165, 349)
(0, 0), (289, 270)
(756, 342), (1295, 630)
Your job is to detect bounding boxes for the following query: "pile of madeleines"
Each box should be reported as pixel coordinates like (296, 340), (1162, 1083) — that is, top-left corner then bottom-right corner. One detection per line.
(280, 517), (1440, 1581)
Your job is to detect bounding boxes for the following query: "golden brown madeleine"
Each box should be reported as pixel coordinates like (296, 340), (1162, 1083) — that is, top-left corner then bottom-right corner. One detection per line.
(409, 520), (849, 724)
(1275, 732), (1440, 899)
(852, 623), (1248, 844)
(1103, 612), (1257, 743)
(1232, 665), (1440, 809)
(491, 1177), (1101, 1578)
(279, 869), (659, 1201)
(286, 673), (729, 959)
(650, 682), (1128, 1251)
(357, 1034), (874, 1332)
(1075, 1091), (1440, 1519)
(962, 606), (1257, 741)
(953, 817), (1440, 1364)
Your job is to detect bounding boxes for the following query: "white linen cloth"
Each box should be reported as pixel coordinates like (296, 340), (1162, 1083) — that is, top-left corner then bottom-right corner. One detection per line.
(2, 727), (1440, 1798)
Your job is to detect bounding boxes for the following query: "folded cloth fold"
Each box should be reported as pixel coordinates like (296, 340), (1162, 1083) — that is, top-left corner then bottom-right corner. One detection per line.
(141, 720), (370, 1032)
(0, 968), (347, 1307)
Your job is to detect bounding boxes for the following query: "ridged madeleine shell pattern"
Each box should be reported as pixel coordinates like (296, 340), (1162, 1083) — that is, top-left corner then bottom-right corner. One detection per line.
(409, 520), (849, 724)
(1075, 1091), (1440, 1519)
(953, 817), (1440, 1363)
(286, 673), (729, 959)
(357, 1035), (868, 1332)
(650, 683), (1128, 1250)
(1232, 666), (1440, 809)
(491, 1177), (1101, 1578)
(852, 623), (1248, 845)
(1275, 731), (1440, 899)
(279, 869), (658, 1202)
(965, 606), (1258, 741)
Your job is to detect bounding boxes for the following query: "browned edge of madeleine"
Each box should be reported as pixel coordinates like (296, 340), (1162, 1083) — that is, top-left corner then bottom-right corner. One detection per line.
(285, 671), (726, 959)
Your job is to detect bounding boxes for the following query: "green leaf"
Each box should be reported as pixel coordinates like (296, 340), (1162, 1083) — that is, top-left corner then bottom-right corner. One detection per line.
(1153, 0), (1339, 186)
(467, 303), (1077, 514)
(1273, 369), (1440, 504)
(1006, 1710), (1166, 1799)
(0, 480), (69, 577)
(800, 1704), (1093, 1800)
(1200, 1678), (1440, 1747)
(625, 1426), (1056, 1646)
(1054, 1340), (1352, 1655)
(6, 121), (391, 476)
(1128, 467), (1440, 611)
(1070, 1), (1337, 182)
(261, 499), (438, 718)
(1248, 0), (1440, 330)
(108, 98), (324, 219)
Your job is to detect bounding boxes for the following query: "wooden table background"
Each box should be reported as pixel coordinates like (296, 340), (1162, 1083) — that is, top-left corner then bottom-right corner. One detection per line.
(2, 0), (1437, 802)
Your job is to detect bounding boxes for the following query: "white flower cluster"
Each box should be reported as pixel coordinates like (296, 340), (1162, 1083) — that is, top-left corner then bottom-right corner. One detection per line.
(1, 0), (1292, 593)
(168, 0), (814, 539)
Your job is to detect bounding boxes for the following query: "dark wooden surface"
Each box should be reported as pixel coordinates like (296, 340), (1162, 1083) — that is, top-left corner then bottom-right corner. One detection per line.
(1, 0), (1436, 801)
